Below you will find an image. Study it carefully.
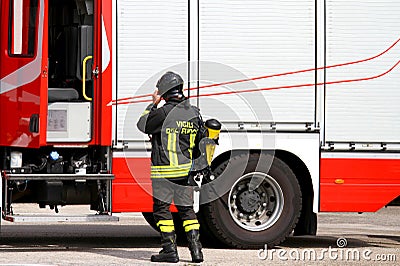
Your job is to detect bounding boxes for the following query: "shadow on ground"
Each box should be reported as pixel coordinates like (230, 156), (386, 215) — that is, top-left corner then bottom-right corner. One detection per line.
(1, 224), (397, 251)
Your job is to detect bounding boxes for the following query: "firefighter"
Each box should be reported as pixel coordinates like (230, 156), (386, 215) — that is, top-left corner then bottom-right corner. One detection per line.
(137, 71), (204, 263)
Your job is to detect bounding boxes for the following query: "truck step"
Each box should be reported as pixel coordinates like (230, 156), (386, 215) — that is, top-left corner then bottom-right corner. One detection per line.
(4, 214), (119, 223)
(4, 173), (114, 181)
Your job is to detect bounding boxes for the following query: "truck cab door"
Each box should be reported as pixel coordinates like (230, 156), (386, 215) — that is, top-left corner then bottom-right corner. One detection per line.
(0, 0), (48, 148)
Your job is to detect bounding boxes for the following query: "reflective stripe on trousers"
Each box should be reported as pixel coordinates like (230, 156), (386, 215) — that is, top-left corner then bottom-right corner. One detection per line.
(183, 219), (200, 232)
(157, 219), (175, 233)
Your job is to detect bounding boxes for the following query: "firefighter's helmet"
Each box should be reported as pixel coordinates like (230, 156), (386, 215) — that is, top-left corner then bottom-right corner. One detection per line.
(156, 71), (184, 98)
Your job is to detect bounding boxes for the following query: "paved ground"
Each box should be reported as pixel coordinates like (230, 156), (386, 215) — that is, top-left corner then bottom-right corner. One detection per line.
(0, 205), (398, 265)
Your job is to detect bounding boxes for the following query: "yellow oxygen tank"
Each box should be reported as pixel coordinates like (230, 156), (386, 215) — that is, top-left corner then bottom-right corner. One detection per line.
(204, 119), (222, 166)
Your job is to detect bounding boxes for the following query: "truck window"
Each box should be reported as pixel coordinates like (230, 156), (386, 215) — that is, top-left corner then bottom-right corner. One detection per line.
(8, 0), (38, 56)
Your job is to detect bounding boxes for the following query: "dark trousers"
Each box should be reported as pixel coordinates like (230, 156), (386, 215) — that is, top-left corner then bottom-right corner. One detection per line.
(152, 178), (197, 225)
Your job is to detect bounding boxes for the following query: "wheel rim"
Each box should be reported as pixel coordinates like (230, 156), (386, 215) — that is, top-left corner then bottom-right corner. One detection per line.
(228, 172), (284, 232)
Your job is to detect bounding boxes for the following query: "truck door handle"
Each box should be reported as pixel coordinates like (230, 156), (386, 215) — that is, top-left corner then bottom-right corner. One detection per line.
(82, 55), (93, 101)
(29, 114), (39, 133)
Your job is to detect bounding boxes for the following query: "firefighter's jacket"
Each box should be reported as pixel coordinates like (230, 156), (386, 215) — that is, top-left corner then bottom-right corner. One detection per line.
(137, 98), (202, 180)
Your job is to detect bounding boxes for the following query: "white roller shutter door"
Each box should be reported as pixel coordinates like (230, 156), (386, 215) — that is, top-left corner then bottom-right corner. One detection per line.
(198, 0), (316, 124)
(115, 0), (189, 142)
(325, 0), (400, 143)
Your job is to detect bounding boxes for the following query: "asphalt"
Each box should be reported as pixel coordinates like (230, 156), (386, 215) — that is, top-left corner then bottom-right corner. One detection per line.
(0, 204), (398, 265)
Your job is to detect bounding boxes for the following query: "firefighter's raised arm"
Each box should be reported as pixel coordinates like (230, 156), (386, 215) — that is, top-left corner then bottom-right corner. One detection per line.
(136, 90), (166, 134)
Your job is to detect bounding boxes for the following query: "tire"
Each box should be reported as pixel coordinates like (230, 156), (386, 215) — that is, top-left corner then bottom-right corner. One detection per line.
(142, 212), (158, 232)
(200, 152), (302, 249)
(197, 205), (226, 248)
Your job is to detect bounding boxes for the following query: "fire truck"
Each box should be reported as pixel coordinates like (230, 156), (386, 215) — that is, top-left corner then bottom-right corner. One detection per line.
(1, 0), (400, 248)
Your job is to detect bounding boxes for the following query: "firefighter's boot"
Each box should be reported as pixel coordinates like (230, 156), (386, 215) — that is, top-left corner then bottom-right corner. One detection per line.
(151, 232), (179, 263)
(186, 229), (204, 263)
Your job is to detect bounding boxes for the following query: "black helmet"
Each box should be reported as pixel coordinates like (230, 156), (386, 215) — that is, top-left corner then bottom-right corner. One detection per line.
(156, 71), (184, 97)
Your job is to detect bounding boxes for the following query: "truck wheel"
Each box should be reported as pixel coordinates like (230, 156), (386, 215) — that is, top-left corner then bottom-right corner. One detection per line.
(142, 212), (158, 232)
(201, 152), (302, 248)
(197, 206), (226, 247)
